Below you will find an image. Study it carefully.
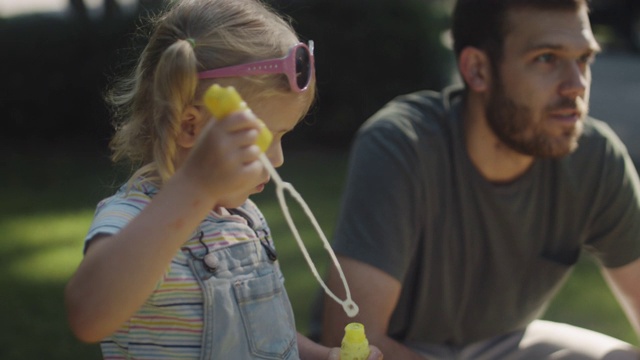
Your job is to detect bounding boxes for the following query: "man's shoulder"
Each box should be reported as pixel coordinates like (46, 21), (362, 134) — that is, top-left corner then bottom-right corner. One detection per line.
(375, 86), (460, 120)
(559, 117), (633, 180)
(359, 86), (463, 137)
(582, 116), (615, 137)
(576, 116), (628, 156)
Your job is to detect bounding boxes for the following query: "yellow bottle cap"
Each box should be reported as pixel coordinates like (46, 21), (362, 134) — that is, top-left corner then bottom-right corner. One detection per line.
(343, 322), (366, 343)
(203, 84), (273, 152)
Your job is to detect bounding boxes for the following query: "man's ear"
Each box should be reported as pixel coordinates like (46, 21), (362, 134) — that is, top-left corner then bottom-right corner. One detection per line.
(458, 47), (492, 92)
(176, 105), (205, 149)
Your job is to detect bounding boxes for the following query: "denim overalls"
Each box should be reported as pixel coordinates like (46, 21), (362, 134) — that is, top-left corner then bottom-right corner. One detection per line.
(186, 209), (300, 359)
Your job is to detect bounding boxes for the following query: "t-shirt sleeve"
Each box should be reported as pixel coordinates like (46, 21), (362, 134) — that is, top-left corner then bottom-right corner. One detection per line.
(332, 110), (424, 281)
(584, 124), (640, 268)
(84, 192), (148, 252)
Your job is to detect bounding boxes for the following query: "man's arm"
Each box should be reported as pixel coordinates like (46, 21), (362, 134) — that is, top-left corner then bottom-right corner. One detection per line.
(602, 257), (640, 338)
(321, 256), (425, 360)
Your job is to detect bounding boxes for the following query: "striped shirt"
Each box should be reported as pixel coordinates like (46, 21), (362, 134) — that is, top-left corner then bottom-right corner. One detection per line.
(85, 178), (274, 359)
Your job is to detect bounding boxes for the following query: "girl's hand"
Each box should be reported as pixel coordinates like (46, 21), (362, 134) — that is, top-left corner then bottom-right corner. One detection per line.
(181, 110), (267, 202)
(326, 345), (384, 360)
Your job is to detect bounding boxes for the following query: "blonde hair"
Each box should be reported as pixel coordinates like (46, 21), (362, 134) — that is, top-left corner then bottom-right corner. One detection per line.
(106, 0), (315, 186)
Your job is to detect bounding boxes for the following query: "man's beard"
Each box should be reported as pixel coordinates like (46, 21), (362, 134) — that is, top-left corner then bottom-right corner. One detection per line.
(485, 80), (586, 158)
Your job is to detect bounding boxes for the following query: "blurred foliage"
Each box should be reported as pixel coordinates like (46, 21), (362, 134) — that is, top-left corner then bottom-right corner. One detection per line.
(0, 1), (166, 152)
(589, 0), (640, 51)
(268, 0), (455, 146)
(0, 0), (454, 151)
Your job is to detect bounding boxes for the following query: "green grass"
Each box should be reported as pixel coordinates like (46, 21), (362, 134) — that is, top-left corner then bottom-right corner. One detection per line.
(0, 148), (636, 359)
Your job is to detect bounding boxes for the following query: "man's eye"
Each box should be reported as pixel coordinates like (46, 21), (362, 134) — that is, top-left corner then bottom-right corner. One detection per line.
(578, 53), (596, 65)
(535, 53), (555, 63)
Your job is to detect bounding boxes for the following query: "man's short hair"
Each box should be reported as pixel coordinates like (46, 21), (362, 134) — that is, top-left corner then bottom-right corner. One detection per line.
(451, 0), (589, 66)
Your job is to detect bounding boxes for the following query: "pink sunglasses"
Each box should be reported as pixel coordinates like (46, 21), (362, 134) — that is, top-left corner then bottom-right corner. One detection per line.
(197, 41), (315, 92)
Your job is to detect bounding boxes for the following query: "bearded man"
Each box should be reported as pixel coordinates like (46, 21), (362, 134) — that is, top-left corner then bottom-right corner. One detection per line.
(315, 0), (640, 358)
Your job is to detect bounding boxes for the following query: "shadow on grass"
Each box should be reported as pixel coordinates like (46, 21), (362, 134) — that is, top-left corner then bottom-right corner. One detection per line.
(0, 149), (123, 360)
(0, 279), (102, 360)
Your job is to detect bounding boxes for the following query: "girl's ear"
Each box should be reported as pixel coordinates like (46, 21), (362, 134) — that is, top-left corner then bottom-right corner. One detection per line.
(458, 47), (492, 92)
(176, 105), (206, 149)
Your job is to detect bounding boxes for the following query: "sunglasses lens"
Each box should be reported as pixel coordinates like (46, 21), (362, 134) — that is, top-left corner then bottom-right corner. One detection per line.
(295, 46), (311, 90)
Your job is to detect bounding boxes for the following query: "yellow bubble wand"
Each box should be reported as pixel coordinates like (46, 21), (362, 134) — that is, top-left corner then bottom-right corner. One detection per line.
(204, 84), (359, 318)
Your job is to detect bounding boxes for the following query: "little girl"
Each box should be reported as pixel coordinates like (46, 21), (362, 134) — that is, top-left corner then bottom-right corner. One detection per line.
(64, 0), (381, 359)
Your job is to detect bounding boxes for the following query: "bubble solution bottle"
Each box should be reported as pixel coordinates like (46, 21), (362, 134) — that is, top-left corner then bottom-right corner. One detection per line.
(340, 322), (370, 360)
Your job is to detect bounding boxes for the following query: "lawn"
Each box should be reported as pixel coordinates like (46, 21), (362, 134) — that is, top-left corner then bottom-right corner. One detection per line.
(0, 147), (637, 359)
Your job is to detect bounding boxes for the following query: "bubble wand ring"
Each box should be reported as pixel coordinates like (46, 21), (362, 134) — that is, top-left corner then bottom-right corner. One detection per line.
(204, 84), (359, 317)
(265, 159), (359, 317)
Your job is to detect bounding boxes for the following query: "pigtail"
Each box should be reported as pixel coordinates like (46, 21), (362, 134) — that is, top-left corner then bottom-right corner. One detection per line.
(151, 38), (198, 183)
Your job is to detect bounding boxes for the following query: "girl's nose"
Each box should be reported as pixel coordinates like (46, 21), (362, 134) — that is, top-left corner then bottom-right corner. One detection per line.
(266, 141), (284, 168)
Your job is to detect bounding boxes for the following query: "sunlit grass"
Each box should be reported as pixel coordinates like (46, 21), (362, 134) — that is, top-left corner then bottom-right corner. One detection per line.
(1, 211), (92, 282)
(544, 255), (637, 345)
(0, 151), (114, 360)
(0, 211), (102, 360)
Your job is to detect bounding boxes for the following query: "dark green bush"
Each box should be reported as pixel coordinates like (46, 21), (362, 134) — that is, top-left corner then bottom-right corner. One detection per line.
(0, 1), (454, 150)
(0, 2), (165, 151)
(268, 0), (456, 147)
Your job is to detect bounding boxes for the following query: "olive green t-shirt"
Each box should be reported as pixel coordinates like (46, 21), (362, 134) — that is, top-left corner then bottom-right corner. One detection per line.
(332, 87), (640, 345)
